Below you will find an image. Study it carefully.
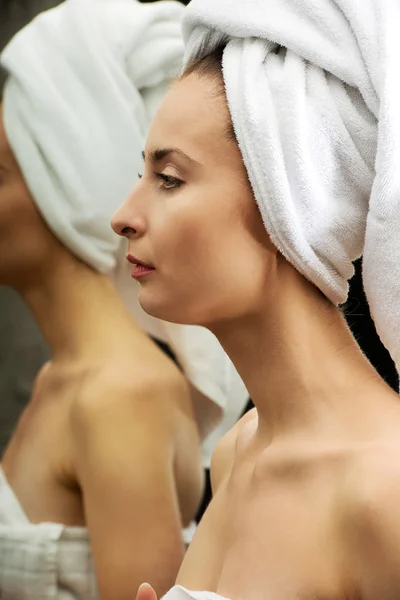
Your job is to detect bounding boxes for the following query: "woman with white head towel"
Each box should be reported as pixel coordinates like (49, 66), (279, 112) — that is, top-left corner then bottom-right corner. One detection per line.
(112, 0), (400, 598)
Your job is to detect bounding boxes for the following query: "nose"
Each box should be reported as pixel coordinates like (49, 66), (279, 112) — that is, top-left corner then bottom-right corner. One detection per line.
(111, 197), (145, 240)
(114, 223), (137, 238)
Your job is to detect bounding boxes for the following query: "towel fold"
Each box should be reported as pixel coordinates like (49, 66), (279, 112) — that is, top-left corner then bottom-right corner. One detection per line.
(1, 0), (248, 465)
(183, 0), (400, 370)
(1, 0), (184, 272)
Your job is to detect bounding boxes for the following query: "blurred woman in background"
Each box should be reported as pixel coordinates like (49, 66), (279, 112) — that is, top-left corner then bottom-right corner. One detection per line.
(0, 1), (247, 598)
(0, 0), (63, 460)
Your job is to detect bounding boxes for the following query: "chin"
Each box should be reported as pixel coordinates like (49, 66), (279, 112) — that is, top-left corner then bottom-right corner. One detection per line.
(138, 290), (201, 326)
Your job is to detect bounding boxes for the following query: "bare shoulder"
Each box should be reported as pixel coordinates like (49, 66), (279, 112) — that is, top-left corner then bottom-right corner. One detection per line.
(70, 353), (189, 431)
(341, 440), (400, 591)
(64, 355), (195, 598)
(68, 354), (204, 523)
(67, 355), (194, 479)
(345, 439), (400, 516)
(211, 408), (257, 493)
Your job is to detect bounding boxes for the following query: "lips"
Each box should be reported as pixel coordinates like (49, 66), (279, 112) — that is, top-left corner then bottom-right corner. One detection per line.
(126, 254), (154, 269)
(127, 254), (155, 280)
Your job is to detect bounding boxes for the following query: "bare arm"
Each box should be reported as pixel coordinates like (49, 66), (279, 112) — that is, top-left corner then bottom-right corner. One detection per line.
(72, 377), (187, 600)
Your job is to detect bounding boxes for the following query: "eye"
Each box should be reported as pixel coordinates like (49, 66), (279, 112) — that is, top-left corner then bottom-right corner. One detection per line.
(156, 173), (183, 190)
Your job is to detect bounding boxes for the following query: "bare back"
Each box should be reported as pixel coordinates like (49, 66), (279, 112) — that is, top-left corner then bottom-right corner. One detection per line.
(2, 331), (204, 597)
(3, 349), (202, 523)
(2, 346), (203, 525)
(2, 360), (86, 524)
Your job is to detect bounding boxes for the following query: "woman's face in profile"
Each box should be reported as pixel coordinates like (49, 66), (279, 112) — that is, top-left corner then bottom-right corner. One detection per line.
(112, 74), (273, 328)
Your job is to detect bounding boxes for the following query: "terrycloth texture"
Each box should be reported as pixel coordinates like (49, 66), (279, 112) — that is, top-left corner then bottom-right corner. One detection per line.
(1, 0), (248, 466)
(0, 468), (97, 599)
(162, 586), (229, 600)
(183, 0), (400, 369)
(1, 0), (184, 273)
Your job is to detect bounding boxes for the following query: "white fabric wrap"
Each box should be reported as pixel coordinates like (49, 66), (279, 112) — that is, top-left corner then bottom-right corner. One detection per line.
(183, 0), (400, 370)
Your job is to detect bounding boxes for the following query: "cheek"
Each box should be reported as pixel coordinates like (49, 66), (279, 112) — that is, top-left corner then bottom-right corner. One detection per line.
(142, 186), (270, 324)
(0, 182), (46, 248)
(151, 187), (230, 278)
(0, 185), (22, 233)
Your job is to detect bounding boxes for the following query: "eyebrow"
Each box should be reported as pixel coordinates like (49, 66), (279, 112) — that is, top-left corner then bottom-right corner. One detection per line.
(142, 148), (202, 166)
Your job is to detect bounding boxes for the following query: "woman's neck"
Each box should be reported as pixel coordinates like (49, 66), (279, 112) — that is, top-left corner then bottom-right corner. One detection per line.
(14, 250), (138, 363)
(212, 270), (398, 446)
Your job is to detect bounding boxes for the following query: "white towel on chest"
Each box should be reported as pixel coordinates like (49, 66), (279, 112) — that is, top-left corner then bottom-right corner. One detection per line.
(183, 0), (400, 370)
(162, 585), (229, 600)
(1, 0), (248, 466)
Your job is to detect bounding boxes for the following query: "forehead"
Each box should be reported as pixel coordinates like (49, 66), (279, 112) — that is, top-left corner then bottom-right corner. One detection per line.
(146, 74), (233, 164)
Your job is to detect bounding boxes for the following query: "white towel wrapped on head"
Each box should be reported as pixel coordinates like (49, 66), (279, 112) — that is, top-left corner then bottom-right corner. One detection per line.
(1, 0), (184, 272)
(0, 0), (248, 466)
(183, 0), (400, 370)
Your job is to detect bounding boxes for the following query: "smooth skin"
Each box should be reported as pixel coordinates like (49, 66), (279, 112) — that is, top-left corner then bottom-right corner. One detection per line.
(0, 107), (204, 599)
(113, 73), (400, 600)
